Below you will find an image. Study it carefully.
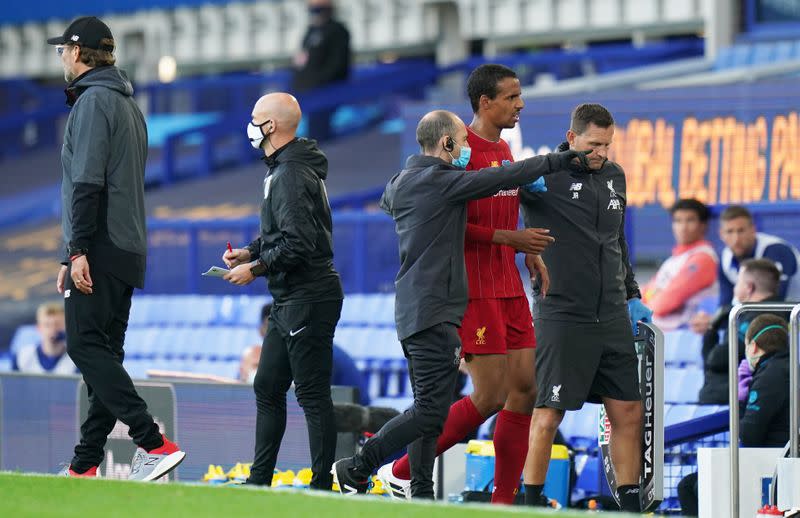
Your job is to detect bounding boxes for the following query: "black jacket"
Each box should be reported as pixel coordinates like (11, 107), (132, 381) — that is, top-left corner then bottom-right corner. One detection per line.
(380, 152), (574, 341)
(291, 19), (350, 92)
(520, 143), (640, 323)
(698, 298), (786, 404)
(740, 348), (790, 447)
(246, 138), (343, 305)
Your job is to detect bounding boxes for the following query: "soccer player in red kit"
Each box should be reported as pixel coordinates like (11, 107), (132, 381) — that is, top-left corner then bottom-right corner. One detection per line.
(378, 64), (554, 504)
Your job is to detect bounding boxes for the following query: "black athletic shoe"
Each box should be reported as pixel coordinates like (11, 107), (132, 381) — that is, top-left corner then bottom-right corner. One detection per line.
(331, 457), (370, 495)
(526, 492), (557, 508)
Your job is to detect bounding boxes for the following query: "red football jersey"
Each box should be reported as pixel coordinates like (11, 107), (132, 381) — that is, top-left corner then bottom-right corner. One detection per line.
(464, 126), (524, 299)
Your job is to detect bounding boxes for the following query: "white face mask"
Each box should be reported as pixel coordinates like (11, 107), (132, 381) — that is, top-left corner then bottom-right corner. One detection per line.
(246, 370), (257, 384)
(247, 120), (271, 150)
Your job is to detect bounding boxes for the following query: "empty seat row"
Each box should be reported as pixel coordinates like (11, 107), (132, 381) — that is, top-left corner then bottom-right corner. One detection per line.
(714, 40), (800, 70)
(125, 293), (396, 327)
(128, 294), (271, 327)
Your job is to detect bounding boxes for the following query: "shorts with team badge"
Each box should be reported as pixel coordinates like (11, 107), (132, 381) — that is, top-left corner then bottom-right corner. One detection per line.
(458, 296), (536, 355)
(534, 315), (640, 410)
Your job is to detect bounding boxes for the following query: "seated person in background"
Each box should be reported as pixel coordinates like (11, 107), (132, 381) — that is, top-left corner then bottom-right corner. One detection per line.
(738, 314), (791, 447)
(12, 302), (77, 375)
(698, 259), (784, 404)
(240, 303), (371, 406)
(690, 205), (800, 333)
(679, 314), (790, 516)
(642, 199), (717, 331)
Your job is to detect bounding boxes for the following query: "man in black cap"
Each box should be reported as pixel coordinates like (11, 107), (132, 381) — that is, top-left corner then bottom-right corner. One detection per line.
(49, 16), (186, 482)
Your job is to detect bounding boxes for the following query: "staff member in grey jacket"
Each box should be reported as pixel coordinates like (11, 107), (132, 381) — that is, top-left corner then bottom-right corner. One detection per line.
(223, 92), (343, 490)
(519, 103), (652, 511)
(332, 110), (584, 497)
(50, 16), (185, 481)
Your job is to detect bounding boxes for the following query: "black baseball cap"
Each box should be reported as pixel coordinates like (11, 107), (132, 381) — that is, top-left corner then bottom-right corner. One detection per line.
(47, 16), (114, 51)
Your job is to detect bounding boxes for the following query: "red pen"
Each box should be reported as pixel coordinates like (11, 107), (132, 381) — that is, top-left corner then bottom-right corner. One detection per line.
(227, 241), (233, 255)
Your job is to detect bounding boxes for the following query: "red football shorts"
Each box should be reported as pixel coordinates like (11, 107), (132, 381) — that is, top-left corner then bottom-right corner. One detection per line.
(458, 296), (536, 355)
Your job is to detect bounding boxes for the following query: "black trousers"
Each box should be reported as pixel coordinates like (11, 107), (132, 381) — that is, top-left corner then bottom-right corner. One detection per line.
(65, 267), (161, 472)
(354, 323), (461, 498)
(249, 299), (342, 489)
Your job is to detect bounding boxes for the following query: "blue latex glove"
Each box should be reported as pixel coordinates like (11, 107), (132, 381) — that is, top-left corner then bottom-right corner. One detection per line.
(627, 298), (653, 335)
(502, 159), (547, 192)
(523, 176), (548, 193)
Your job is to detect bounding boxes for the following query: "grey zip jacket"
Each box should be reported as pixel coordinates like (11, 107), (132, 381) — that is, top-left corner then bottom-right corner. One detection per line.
(60, 66), (147, 288)
(380, 152), (578, 341)
(520, 142), (641, 323)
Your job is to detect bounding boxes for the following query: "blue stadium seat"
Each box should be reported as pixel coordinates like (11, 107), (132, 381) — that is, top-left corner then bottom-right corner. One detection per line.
(665, 404), (697, 426)
(664, 329), (702, 366)
(773, 40), (795, 62)
(124, 358), (150, 380)
(0, 354), (11, 372)
(559, 404), (600, 446)
(751, 42), (776, 66)
(340, 293), (395, 326)
(714, 44), (752, 70)
(664, 366), (703, 403)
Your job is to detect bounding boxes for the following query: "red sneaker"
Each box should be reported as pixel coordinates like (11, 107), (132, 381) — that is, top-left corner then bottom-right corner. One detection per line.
(146, 434), (180, 455)
(64, 465), (98, 477)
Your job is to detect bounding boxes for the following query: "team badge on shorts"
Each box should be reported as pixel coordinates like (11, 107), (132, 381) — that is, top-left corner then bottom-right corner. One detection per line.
(475, 326), (487, 345)
(551, 384), (562, 402)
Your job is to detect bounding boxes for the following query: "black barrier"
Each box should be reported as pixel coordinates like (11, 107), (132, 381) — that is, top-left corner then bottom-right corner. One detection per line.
(599, 322), (664, 511)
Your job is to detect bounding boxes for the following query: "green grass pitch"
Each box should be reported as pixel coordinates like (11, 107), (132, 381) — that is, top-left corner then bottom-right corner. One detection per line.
(0, 472), (632, 517)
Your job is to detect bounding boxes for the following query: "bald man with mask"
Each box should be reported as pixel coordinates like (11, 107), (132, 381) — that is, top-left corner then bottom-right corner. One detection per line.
(223, 92), (344, 489)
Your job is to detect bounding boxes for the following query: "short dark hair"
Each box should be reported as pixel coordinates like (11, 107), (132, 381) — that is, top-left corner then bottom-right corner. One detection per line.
(740, 258), (780, 296)
(261, 303), (272, 323)
(720, 205), (753, 223)
(670, 198), (711, 223)
(416, 110), (459, 153)
(77, 38), (116, 68)
(570, 103), (614, 135)
(745, 314), (788, 354)
(466, 64), (518, 113)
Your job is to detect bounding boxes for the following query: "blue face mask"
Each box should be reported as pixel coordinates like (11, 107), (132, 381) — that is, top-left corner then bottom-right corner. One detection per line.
(451, 145), (471, 169)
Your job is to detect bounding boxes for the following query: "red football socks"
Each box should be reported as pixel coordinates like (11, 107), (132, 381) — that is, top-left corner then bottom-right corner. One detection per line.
(491, 409), (531, 504)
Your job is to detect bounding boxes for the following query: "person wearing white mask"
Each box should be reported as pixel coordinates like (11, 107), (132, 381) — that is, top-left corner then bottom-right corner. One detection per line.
(679, 313), (790, 516)
(222, 92), (344, 491)
(738, 314), (791, 447)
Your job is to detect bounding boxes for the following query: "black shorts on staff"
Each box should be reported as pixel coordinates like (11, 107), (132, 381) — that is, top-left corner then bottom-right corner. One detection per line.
(534, 315), (640, 410)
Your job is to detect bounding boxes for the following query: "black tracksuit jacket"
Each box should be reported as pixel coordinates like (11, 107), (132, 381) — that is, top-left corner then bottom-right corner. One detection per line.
(520, 142), (640, 323)
(246, 138), (343, 305)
